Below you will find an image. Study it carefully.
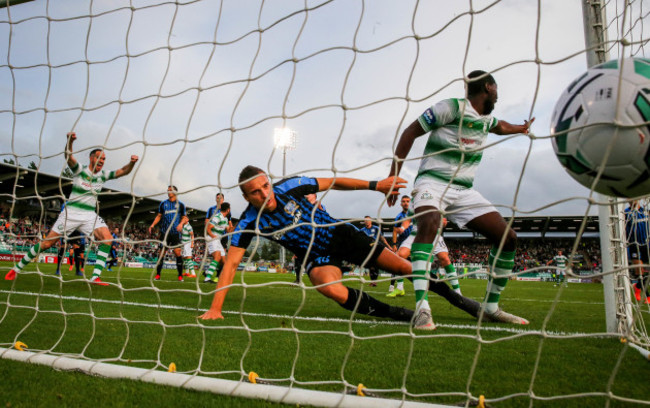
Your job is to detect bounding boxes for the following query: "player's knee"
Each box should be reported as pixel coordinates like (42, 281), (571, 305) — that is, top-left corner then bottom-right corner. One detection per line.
(503, 228), (517, 251)
(415, 213), (440, 241)
(317, 284), (346, 303)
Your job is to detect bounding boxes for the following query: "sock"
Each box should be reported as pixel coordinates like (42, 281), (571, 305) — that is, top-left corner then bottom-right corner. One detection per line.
(176, 256), (183, 277)
(396, 279), (404, 291)
(444, 263), (461, 294)
(484, 247), (515, 314)
(205, 260), (218, 280)
(91, 243), (111, 279)
(411, 243), (432, 312)
(340, 287), (390, 317)
(429, 280), (481, 318)
(388, 284), (395, 292)
(14, 243), (41, 272)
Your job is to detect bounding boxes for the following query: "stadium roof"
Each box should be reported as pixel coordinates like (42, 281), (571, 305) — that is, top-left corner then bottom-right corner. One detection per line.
(0, 162), (600, 237)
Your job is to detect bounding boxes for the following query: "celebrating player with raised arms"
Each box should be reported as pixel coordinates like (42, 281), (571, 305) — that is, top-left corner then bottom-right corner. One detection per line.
(5, 132), (138, 285)
(387, 70), (533, 325)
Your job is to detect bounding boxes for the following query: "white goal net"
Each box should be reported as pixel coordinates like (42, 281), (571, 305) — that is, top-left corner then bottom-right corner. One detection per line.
(1, 1), (649, 407)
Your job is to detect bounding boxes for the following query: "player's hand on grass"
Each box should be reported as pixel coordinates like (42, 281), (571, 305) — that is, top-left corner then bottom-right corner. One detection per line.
(199, 310), (224, 320)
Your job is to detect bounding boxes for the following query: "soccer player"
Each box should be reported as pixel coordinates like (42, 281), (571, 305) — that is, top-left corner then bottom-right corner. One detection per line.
(181, 221), (196, 278)
(5, 132), (138, 285)
(148, 186), (188, 281)
(546, 250), (568, 287)
(106, 227), (120, 272)
(396, 212), (462, 296)
(199, 166), (487, 329)
(70, 231), (86, 276)
(204, 202), (231, 283)
(387, 195), (413, 297)
(624, 201), (650, 303)
(205, 193), (233, 275)
(360, 216), (391, 286)
(386, 70), (533, 325)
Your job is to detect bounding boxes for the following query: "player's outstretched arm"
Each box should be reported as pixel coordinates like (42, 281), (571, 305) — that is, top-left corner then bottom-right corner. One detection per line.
(386, 120), (427, 206)
(199, 246), (246, 320)
(65, 132), (78, 169)
(148, 214), (162, 235)
(316, 176), (407, 197)
(114, 155), (139, 178)
(492, 118), (535, 136)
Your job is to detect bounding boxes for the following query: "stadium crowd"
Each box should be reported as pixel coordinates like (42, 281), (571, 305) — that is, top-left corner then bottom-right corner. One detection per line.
(1, 209), (601, 271)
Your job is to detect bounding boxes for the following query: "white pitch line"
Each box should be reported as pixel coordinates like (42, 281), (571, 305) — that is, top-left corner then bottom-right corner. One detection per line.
(0, 289), (607, 336)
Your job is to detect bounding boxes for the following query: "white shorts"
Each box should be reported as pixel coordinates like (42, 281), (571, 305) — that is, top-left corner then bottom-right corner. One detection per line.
(412, 178), (496, 228)
(399, 234), (448, 255)
(182, 242), (193, 258)
(207, 239), (225, 256)
(51, 208), (108, 237)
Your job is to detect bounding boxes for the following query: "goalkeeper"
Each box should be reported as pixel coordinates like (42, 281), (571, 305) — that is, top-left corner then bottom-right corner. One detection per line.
(200, 166), (484, 328)
(5, 132), (138, 285)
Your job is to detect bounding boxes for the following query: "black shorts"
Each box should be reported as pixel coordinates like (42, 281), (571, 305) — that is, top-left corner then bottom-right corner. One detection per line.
(159, 232), (181, 248)
(628, 244), (649, 264)
(304, 224), (387, 275)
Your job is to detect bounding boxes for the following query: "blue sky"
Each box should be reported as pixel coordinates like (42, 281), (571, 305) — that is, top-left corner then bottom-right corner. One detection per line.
(0, 0), (647, 221)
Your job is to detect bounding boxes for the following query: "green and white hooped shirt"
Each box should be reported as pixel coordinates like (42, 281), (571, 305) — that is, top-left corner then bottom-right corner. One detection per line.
(181, 223), (193, 244)
(66, 163), (116, 212)
(416, 98), (498, 189)
(207, 212), (228, 241)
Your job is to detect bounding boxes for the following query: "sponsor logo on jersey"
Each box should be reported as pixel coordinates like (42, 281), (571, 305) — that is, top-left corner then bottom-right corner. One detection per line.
(420, 192), (433, 200)
(284, 200), (299, 216)
(422, 108), (436, 126)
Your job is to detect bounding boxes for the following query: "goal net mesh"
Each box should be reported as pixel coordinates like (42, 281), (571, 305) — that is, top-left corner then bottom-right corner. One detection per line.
(1, 0), (649, 406)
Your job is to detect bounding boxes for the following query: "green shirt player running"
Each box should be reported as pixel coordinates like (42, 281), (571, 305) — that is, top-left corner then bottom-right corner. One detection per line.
(204, 202), (231, 283)
(181, 222), (196, 278)
(387, 70), (534, 327)
(547, 250), (569, 287)
(5, 132), (139, 285)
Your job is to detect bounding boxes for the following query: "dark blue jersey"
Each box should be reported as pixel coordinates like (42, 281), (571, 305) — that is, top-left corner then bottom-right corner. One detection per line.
(207, 205), (232, 222)
(231, 177), (341, 260)
(360, 225), (380, 240)
(111, 232), (119, 248)
(394, 210), (412, 244)
(625, 206), (649, 246)
(157, 199), (186, 236)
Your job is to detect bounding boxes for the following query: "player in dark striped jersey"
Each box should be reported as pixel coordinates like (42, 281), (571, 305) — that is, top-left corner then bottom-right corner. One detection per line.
(148, 186), (188, 281)
(200, 166), (484, 328)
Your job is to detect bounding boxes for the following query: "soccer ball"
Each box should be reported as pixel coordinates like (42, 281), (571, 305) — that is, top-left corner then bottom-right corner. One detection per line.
(550, 57), (650, 198)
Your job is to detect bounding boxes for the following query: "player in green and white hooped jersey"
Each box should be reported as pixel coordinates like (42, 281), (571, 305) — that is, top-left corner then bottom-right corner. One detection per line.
(181, 222), (195, 277)
(396, 210), (462, 295)
(5, 132), (139, 285)
(387, 70), (534, 327)
(204, 202), (231, 283)
(547, 250), (569, 287)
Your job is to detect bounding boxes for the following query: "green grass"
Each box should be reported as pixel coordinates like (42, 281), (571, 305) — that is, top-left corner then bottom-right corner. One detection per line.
(1, 261), (649, 407)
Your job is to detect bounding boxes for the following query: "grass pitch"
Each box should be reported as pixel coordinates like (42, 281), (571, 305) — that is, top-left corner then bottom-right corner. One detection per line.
(1, 261), (649, 407)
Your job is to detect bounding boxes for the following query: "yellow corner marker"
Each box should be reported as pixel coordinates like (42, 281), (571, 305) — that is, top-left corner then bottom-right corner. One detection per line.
(14, 341), (27, 351)
(477, 395), (486, 408)
(248, 371), (259, 384)
(168, 363), (176, 373)
(356, 384), (366, 397)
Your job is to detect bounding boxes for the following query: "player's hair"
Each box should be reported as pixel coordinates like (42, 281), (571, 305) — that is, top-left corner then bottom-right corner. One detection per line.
(238, 165), (266, 191)
(401, 195), (410, 200)
(220, 202), (230, 212)
(216, 192), (224, 199)
(168, 185), (178, 192)
(89, 148), (102, 157)
(466, 70), (496, 97)
(364, 215), (371, 219)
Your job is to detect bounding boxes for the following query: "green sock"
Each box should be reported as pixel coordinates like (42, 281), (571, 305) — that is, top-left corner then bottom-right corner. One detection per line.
(206, 260), (218, 279)
(411, 243), (433, 311)
(444, 263), (461, 293)
(15, 242), (41, 272)
(92, 243), (111, 279)
(484, 247), (515, 314)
